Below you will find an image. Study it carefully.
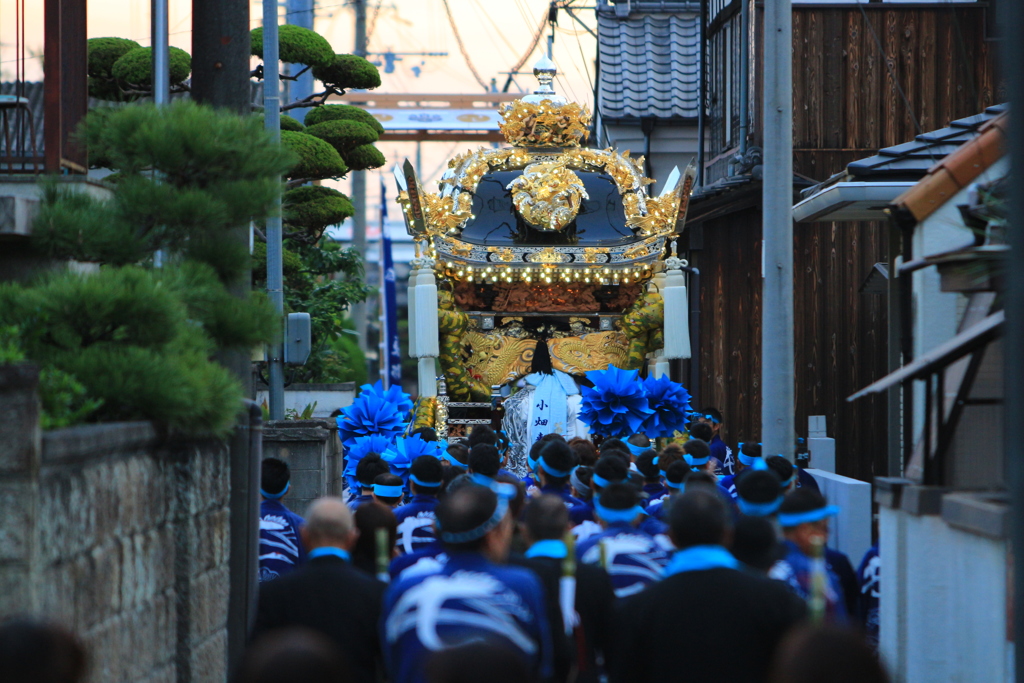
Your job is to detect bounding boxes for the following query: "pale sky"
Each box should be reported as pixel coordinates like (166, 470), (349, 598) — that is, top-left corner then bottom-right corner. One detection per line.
(0, 0), (598, 228)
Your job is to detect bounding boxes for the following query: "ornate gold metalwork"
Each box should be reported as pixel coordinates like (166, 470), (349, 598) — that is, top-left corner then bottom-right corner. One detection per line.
(498, 99), (592, 148)
(627, 193), (682, 236)
(507, 160), (589, 232)
(464, 332), (537, 387)
(548, 331), (630, 375)
(525, 247), (570, 264)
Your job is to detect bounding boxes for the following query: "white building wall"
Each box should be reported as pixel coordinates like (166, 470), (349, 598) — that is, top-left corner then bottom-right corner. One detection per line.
(880, 504), (1012, 682)
(910, 157), (1008, 439)
(602, 123), (700, 196)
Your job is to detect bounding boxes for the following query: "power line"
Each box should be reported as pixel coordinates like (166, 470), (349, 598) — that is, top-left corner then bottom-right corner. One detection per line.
(510, 9), (548, 74)
(441, 0), (490, 91)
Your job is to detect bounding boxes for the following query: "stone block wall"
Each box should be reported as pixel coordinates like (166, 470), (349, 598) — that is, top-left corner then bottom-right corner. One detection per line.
(0, 365), (231, 683)
(262, 420), (342, 516)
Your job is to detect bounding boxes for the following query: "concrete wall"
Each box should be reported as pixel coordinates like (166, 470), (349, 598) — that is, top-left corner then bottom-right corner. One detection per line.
(0, 364), (231, 683)
(805, 469), (872, 567)
(253, 383), (356, 420)
(262, 420), (343, 517)
(877, 481), (1012, 682)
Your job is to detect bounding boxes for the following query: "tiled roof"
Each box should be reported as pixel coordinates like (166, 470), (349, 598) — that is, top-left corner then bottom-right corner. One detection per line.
(846, 104), (1007, 180)
(891, 112), (1007, 226)
(596, 4), (700, 121)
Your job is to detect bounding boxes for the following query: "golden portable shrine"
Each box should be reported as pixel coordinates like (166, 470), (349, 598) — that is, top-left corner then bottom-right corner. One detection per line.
(394, 58), (696, 473)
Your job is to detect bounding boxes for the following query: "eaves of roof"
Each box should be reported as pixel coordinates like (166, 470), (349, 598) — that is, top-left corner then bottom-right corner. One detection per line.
(889, 113), (1008, 229)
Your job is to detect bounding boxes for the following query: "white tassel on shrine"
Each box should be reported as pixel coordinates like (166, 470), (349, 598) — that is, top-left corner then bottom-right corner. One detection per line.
(662, 261), (691, 359)
(413, 263), (440, 358)
(407, 265), (420, 358)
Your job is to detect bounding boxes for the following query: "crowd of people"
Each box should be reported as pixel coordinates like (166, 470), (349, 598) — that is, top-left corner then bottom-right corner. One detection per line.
(252, 408), (888, 683)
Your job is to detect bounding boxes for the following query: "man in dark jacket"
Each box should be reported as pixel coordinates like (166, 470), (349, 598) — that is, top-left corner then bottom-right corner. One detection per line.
(252, 496), (385, 683)
(611, 488), (806, 683)
(513, 495), (615, 683)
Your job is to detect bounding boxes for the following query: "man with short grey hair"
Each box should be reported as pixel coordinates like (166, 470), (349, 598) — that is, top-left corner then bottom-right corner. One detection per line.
(252, 497), (385, 683)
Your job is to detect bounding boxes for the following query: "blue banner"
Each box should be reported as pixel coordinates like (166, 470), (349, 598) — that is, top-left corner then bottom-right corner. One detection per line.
(380, 179), (402, 388)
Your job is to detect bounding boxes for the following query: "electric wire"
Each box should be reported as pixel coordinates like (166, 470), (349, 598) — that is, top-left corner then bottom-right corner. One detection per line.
(441, 0), (490, 91)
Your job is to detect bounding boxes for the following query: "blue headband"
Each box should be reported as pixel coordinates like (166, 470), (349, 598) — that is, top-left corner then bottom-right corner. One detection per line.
(438, 496), (510, 544)
(409, 474), (441, 488)
(440, 451), (460, 464)
(591, 472), (623, 489)
(261, 481), (289, 500)
(653, 456), (660, 466)
(778, 505), (839, 528)
(373, 484), (404, 498)
(737, 442), (764, 468)
(626, 442), (649, 457)
(689, 455), (710, 466)
(665, 478), (685, 490)
(780, 467), (797, 488)
(594, 501), (645, 524)
(527, 455), (539, 473)
(702, 413), (721, 424)
(538, 457), (572, 478)
(470, 472), (495, 488)
(737, 495), (784, 517)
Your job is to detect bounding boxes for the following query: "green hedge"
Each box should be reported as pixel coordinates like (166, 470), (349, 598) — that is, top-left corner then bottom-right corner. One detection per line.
(111, 46), (191, 87)
(304, 119), (378, 155)
(251, 25), (335, 67)
(343, 144), (386, 171)
(283, 185), (355, 234)
(312, 54), (381, 90)
(304, 104), (384, 135)
(280, 130), (348, 179)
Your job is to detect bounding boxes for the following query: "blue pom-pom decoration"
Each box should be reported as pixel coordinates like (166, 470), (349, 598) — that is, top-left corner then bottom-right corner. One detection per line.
(358, 380), (413, 417)
(343, 433), (395, 491)
(639, 374), (692, 438)
(336, 392), (409, 447)
(383, 434), (440, 479)
(578, 365), (654, 438)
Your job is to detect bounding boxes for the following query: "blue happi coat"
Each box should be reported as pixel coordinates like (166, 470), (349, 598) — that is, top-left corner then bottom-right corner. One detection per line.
(258, 500), (305, 582)
(540, 483), (584, 509)
(576, 521), (671, 597)
(382, 552), (553, 683)
(769, 539), (848, 622)
(393, 494), (440, 555)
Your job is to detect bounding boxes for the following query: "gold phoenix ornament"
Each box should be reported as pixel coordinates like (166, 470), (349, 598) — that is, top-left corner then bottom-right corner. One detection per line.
(507, 160), (590, 232)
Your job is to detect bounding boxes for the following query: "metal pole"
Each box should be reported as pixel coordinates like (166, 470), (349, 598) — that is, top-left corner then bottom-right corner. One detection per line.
(998, 0), (1024, 678)
(760, 0), (794, 461)
(286, 0), (315, 122)
(351, 0), (369, 364)
(696, 0), (706, 187)
(151, 0), (169, 105)
(887, 231), (902, 476)
(737, 0), (749, 156)
(264, 0), (286, 421)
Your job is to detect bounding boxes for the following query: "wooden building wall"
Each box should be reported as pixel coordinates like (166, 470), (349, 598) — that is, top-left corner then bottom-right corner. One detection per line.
(692, 3), (997, 480)
(694, 208), (889, 481)
(756, 3), (999, 177)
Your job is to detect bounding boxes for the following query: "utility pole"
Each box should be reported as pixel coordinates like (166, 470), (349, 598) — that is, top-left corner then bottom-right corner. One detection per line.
(998, 0), (1024, 678)
(190, 0), (257, 677)
(264, 1), (286, 422)
(151, 0), (169, 105)
(351, 0), (369, 364)
(286, 0), (315, 122)
(760, 0), (794, 461)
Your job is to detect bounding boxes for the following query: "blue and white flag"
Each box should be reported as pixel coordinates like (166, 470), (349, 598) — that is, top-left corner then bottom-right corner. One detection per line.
(380, 179), (402, 388)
